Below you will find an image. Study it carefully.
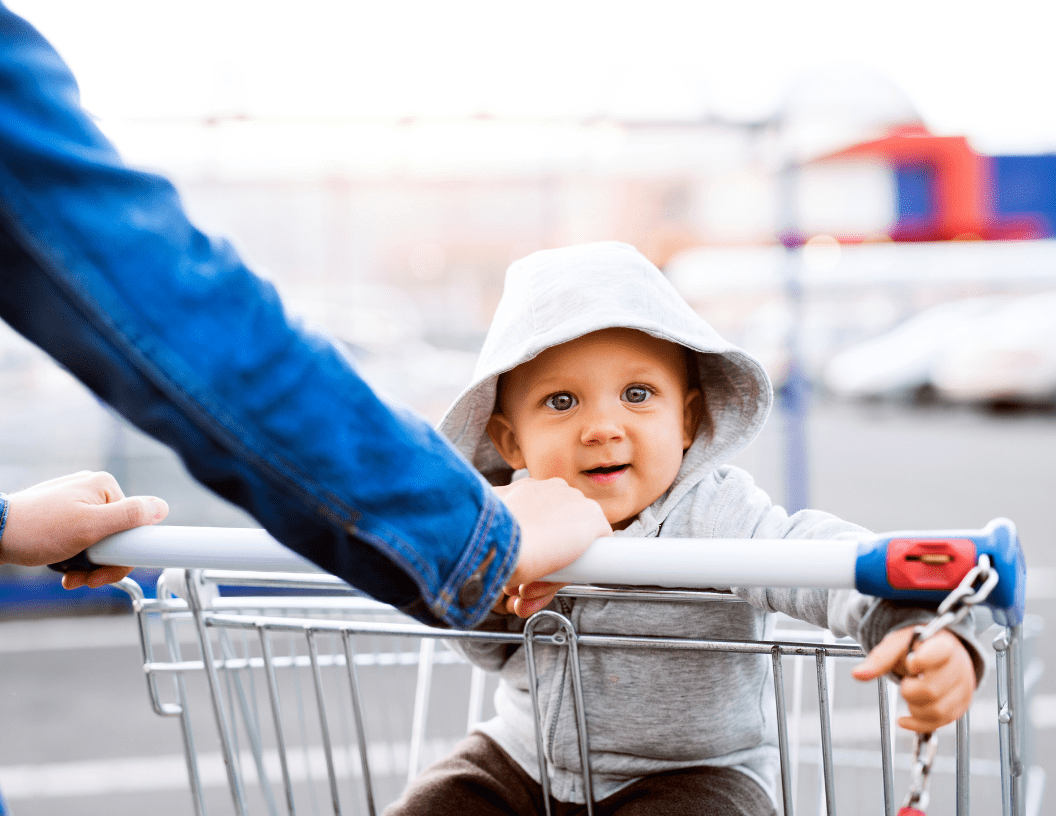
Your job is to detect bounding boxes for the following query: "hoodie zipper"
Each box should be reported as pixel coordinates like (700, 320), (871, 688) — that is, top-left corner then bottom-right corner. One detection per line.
(544, 524), (662, 778)
(546, 596), (573, 770)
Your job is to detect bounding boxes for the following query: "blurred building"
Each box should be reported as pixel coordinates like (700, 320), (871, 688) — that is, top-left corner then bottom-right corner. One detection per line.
(812, 125), (1056, 243)
(96, 112), (1056, 386)
(105, 115), (765, 345)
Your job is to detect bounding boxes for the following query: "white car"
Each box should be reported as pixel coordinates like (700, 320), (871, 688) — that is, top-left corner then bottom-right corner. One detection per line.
(822, 297), (1005, 399)
(931, 291), (1056, 405)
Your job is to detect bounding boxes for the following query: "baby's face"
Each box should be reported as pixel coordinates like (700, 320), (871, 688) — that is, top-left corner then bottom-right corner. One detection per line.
(488, 328), (701, 530)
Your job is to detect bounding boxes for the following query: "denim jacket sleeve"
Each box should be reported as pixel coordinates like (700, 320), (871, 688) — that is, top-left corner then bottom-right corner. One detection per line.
(0, 6), (518, 629)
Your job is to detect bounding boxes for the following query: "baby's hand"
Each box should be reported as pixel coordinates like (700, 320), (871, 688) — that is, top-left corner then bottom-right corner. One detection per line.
(493, 477), (610, 614)
(852, 626), (976, 732)
(496, 580), (565, 617)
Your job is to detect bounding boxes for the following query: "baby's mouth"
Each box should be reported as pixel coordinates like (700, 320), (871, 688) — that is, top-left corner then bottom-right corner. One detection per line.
(584, 463), (628, 476)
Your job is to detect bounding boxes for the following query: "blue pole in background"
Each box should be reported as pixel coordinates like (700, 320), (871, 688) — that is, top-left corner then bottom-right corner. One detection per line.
(778, 158), (811, 515)
(779, 234), (811, 514)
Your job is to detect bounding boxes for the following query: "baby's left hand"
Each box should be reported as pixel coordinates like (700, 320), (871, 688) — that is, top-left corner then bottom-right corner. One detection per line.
(852, 626), (976, 732)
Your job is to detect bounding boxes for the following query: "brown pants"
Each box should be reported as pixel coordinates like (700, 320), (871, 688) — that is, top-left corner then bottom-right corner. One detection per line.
(384, 732), (777, 816)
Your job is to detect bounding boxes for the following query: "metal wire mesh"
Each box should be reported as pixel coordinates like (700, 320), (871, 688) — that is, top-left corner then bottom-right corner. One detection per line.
(123, 571), (1035, 816)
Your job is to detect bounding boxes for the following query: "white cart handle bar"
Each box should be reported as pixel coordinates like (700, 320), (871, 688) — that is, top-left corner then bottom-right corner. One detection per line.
(52, 518), (1026, 625)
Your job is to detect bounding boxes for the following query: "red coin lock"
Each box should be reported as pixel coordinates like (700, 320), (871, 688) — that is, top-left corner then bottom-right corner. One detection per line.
(886, 538), (976, 591)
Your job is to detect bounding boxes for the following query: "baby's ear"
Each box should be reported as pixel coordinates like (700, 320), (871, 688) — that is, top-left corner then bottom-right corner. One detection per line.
(486, 413), (527, 470)
(682, 388), (704, 450)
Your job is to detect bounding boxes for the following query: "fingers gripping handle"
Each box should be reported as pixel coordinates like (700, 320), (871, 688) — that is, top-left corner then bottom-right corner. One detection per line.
(854, 518), (1026, 626)
(48, 551), (95, 573)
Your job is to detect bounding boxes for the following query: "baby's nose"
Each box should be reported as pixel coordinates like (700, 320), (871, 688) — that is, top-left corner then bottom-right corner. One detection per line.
(580, 409), (624, 444)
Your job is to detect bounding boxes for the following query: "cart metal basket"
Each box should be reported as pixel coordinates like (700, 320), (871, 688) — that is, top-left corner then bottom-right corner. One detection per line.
(85, 521), (1036, 816)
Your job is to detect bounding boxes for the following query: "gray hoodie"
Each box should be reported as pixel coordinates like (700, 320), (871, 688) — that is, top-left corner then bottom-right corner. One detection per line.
(437, 242), (983, 806)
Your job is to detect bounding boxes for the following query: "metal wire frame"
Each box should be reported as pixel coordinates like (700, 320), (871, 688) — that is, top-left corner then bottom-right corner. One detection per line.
(994, 624), (1027, 816)
(118, 572), (1028, 816)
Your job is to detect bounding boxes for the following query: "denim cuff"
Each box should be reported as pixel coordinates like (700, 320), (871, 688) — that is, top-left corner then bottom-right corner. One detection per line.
(429, 488), (520, 629)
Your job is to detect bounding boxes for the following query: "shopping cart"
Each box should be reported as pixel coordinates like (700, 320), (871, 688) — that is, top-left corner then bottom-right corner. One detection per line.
(75, 518), (1035, 816)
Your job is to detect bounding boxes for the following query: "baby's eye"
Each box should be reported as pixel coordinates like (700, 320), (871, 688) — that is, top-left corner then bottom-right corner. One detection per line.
(623, 386), (652, 404)
(544, 392), (577, 411)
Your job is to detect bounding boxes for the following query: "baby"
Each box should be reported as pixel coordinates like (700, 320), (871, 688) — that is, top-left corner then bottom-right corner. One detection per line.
(386, 242), (981, 816)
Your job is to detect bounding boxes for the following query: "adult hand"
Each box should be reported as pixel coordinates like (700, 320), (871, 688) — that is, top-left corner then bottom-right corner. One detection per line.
(852, 626), (976, 732)
(495, 477), (611, 617)
(0, 471), (168, 589)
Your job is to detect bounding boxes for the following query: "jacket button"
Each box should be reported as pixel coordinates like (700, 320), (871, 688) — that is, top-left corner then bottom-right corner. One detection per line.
(459, 575), (484, 608)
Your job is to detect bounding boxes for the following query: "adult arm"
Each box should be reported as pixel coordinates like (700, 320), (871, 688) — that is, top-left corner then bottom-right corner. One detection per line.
(0, 7), (608, 627)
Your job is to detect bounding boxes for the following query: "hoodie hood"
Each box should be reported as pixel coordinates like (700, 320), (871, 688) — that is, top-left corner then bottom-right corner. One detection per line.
(438, 242), (773, 488)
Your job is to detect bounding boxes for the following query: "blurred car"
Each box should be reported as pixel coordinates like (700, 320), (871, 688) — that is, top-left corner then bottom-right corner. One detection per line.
(822, 296), (1006, 399)
(931, 291), (1056, 405)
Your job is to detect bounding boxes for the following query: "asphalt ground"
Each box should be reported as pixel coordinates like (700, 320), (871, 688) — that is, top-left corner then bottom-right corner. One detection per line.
(0, 349), (1053, 816)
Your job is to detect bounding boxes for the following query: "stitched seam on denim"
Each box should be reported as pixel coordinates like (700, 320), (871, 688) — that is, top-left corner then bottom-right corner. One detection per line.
(433, 493), (497, 613)
(432, 490), (518, 624)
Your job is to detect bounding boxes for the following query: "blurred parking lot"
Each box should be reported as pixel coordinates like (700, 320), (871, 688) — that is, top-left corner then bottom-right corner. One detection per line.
(4, 4), (1056, 812)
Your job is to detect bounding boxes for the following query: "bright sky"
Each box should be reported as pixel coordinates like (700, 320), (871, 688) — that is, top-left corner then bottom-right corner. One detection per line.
(10, 0), (1056, 154)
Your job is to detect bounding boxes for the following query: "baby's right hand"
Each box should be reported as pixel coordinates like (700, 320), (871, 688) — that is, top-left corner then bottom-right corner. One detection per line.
(496, 580), (565, 617)
(495, 477), (611, 615)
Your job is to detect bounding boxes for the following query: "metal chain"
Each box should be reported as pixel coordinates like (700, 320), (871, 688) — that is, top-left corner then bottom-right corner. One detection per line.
(903, 730), (939, 812)
(900, 554), (997, 813)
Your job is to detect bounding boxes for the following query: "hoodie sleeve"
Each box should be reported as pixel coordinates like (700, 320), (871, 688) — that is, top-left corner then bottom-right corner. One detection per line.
(703, 466), (986, 684)
(445, 610), (528, 672)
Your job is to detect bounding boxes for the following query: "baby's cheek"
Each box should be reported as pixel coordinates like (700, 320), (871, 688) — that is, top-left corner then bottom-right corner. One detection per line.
(522, 447), (568, 480)
(541, 452), (572, 480)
